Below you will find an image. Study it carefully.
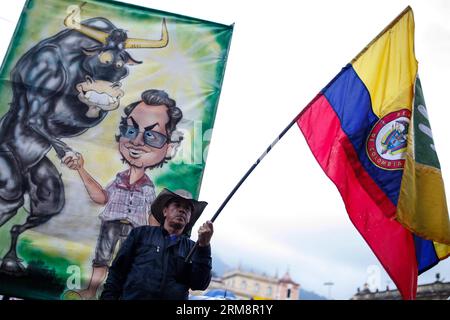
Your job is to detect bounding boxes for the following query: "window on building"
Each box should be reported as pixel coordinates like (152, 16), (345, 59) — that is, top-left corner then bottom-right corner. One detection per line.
(287, 288), (291, 299)
(267, 286), (272, 296)
(241, 280), (247, 290)
(254, 283), (260, 293)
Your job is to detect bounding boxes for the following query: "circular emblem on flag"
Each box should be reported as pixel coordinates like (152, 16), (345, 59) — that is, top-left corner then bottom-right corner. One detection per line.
(366, 109), (411, 170)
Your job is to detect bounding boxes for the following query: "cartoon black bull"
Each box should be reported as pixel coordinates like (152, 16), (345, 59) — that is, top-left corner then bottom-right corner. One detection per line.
(0, 7), (169, 274)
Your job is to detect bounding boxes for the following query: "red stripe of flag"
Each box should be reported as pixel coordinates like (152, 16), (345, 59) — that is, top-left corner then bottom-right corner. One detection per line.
(297, 94), (418, 299)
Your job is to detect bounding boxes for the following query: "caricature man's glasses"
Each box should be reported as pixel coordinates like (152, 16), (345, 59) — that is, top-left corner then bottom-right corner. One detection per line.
(119, 125), (168, 149)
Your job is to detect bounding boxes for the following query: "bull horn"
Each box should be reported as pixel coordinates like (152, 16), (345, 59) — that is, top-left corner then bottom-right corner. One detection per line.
(64, 7), (109, 45)
(124, 18), (169, 49)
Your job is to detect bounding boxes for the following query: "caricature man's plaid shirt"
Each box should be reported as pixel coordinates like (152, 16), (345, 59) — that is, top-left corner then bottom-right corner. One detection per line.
(99, 170), (156, 227)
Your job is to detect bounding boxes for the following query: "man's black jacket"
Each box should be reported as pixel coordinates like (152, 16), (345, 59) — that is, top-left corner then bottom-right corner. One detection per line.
(100, 226), (212, 300)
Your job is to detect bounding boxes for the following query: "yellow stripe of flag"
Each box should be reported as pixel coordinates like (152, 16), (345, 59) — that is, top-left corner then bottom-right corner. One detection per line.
(352, 7), (417, 118)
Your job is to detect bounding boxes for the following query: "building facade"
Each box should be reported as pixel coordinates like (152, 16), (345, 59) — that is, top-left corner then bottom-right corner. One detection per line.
(351, 273), (450, 300)
(193, 268), (300, 300)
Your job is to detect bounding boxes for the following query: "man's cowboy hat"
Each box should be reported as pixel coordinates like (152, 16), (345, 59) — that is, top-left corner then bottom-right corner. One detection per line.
(151, 188), (208, 234)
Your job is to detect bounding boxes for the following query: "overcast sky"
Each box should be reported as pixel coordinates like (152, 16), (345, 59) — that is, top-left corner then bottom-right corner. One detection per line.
(1, 0), (449, 299)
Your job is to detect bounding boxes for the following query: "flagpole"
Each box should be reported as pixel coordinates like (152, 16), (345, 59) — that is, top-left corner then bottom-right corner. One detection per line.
(185, 94), (321, 262)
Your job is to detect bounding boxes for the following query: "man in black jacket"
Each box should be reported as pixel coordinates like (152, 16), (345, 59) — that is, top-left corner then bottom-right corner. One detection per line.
(100, 188), (213, 300)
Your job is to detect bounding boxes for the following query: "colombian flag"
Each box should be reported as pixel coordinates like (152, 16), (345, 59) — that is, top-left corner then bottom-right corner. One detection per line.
(298, 7), (450, 300)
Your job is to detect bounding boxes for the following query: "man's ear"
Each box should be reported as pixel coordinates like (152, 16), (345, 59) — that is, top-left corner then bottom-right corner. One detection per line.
(165, 130), (183, 160)
(165, 141), (181, 160)
(148, 214), (160, 226)
(163, 207), (168, 218)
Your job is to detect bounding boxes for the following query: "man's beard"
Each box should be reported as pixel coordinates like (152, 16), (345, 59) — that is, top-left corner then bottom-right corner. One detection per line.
(168, 220), (185, 231)
(120, 156), (166, 170)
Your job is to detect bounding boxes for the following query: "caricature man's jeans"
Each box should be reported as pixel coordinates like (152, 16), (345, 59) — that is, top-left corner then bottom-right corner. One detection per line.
(92, 220), (133, 267)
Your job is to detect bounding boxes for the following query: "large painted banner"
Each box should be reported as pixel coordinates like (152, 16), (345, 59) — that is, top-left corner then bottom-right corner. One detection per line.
(0, 0), (232, 299)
